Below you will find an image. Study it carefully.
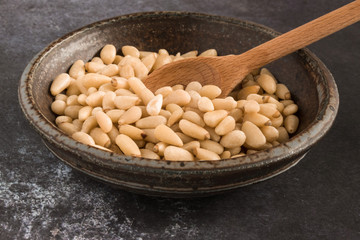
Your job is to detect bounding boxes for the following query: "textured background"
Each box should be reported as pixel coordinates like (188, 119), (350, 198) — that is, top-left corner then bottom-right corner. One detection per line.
(1, 0), (359, 239)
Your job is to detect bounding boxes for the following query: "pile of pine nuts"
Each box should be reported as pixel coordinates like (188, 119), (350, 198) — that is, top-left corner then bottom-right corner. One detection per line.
(50, 44), (299, 161)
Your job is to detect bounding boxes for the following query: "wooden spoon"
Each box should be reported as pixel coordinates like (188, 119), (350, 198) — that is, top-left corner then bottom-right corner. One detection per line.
(143, 0), (360, 97)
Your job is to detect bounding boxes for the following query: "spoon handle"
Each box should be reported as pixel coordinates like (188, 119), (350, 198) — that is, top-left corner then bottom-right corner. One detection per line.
(236, 0), (360, 71)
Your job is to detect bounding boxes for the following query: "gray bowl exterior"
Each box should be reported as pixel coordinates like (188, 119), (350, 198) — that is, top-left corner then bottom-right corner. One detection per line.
(18, 12), (339, 197)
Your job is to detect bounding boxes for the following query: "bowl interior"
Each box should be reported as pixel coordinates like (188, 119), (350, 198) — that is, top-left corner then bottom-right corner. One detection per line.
(31, 12), (319, 149)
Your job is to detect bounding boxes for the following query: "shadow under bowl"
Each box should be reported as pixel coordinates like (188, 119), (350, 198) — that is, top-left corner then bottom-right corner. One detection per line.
(18, 12), (339, 197)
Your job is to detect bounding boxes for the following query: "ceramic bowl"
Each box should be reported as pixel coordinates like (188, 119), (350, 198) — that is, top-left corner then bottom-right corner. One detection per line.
(19, 12), (339, 197)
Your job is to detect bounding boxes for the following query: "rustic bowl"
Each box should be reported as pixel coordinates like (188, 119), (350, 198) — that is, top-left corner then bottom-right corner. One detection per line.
(18, 12), (339, 197)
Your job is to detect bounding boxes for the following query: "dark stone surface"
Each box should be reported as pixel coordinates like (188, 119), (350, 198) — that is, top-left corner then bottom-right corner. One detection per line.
(1, 0), (359, 239)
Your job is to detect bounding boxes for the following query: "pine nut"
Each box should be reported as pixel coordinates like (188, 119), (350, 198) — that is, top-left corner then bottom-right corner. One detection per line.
(166, 103), (182, 113)
(122, 45), (140, 58)
(159, 109), (171, 119)
(91, 57), (104, 64)
(246, 94), (264, 104)
(277, 127), (289, 143)
(64, 105), (82, 119)
(267, 96), (284, 112)
(220, 151), (231, 159)
(50, 73), (71, 96)
(119, 64), (135, 78)
(118, 106), (142, 125)
(182, 141), (200, 152)
(72, 132), (95, 146)
(115, 88), (137, 97)
(257, 74), (277, 94)
(185, 81), (202, 92)
(203, 110), (228, 128)
(186, 90), (201, 108)
(78, 106), (93, 121)
(135, 140), (146, 148)
(260, 126), (279, 142)
(115, 134), (141, 157)
(58, 122), (77, 136)
(153, 54), (172, 70)
(85, 62), (105, 73)
(241, 121), (266, 149)
(127, 77), (154, 105)
(212, 97), (237, 111)
(270, 114), (283, 128)
(153, 142), (168, 156)
(237, 85), (260, 100)
(244, 100), (260, 113)
(200, 140), (224, 155)
(111, 77), (129, 89)
(220, 130), (246, 148)
(259, 103), (280, 118)
(146, 94), (163, 116)
(198, 96), (214, 112)
(82, 73), (112, 89)
(51, 100), (66, 115)
(228, 146), (241, 155)
(85, 91), (105, 107)
(140, 149), (160, 160)
(81, 116), (98, 133)
(90, 127), (111, 147)
(164, 146), (194, 161)
(183, 111), (205, 127)
(98, 83), (115, 92)
(199, 85), (221, 99)
(182, 50), (198, 58)
(100, 44), (116, 65)
(95, 111), (113, 133)
(275, 83), (291, 100)
(72, 119), (82, 131)
(102, 91), (116, 111)
(69, 60), (85, 79)
(163, 89), (191, 106)
(66, 78), (81, 96)
(243, 112), (271, 127)
(194, 148), (220, 160)
(55, 116), (72, 125)
(55, 94), (67, 101)
(77, 94), (87, 106)
(199, 49), (217, 57)
(283, 104), (298, 116)
(154, 124), (183, 147)
(280, 99), (294, 107)
(114, 95), (140, 110)
(136, 115), (167, 129)
(172, 84), (184, 91)
(142, 52), (157, 71)
(107, 125), (120, 144)
(215, 116), (235, 135)
(155, 86), (173, 98)
(284, 115), (299, 134)
(97, 64), (119, 77)
(113, 55), (123, 65)
(119, 124), (147, 140)
(179, 119), (210, 140)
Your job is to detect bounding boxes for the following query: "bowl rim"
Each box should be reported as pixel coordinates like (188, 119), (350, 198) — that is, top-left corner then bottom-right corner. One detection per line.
(18, 11), (339, 171)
